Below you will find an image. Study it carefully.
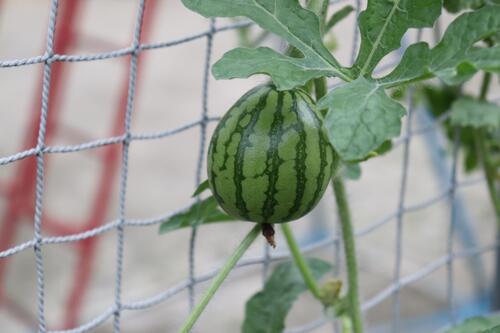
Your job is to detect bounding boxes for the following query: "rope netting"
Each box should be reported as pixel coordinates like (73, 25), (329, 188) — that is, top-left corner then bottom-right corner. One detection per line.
(0, 0), (498, 332)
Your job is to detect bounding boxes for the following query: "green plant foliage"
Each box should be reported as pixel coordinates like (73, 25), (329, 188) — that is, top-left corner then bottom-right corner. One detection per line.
(431, 3), (500, 84)
(421, 85), (482, 172)
(242, 258), (331, 333)
(450, 98), (500, 130)
(212, 47), (336, 91)
(192, 179), (210, 197)
(182, 0), (351, 89)
(443, 0), (499, 13)
(421, 85), (500, 174)
(159, 196), (236, 233)
(381, 5), (500, 86)
(173, 1), (500, 332)
(445, 315), (500, 333)
(352, 0), (441, 76)
(318, 78), (405, 161)
(378, 42), (433, 86)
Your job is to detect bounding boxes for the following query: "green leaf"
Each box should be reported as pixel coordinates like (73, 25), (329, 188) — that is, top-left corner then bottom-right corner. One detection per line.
(430, 5), (500, 83)
(421, 85), (461, 118)
(353, 0), (441, 76)
(419, 85), (482, 173)
(318, 78), (406, 161)
(378, 42), (432, 86)
(435, 46), (500, 85)
(450, 98), (500, 130)
(380, 5), (500, 87)
(325, 5), (354, 32)
(445, 316), (500, 333)
(375, 139), (393, 155)
(213, 47), (334, 90)
(159, 196), (236, 234)
(443, 0), (499, 13)
(181, 0), (351, 89)
(192, 179), (210, 197)
(465, 46), (500, 72)
(242, 258), (331, 333)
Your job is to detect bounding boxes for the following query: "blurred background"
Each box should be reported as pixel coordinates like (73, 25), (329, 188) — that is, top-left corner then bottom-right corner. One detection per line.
(0, 0), (499, 332)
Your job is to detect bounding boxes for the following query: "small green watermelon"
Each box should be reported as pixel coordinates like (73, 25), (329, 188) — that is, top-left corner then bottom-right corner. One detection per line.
(207, 85), (335, 224)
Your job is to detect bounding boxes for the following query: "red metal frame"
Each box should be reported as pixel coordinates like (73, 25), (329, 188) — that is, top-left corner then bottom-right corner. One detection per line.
(0, 0), (158, 329)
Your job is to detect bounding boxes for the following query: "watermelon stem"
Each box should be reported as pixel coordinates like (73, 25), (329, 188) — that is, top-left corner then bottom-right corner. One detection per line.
(179, 224), (261, 333)
(262, 223), (276, 248)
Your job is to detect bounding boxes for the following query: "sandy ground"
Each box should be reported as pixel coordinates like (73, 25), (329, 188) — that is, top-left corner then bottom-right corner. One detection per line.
(0, 0), (500, 332)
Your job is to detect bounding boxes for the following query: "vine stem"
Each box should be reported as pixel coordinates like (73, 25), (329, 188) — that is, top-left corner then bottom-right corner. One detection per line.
(179, 225), (261, 333)
(314, 75), (363, 332)
(474, 72), (500, 311)
(311, 2), (363, 330)
(333, 177), (364, 333)
(475, 72), (500, 227)
(281, 224), (323, 299)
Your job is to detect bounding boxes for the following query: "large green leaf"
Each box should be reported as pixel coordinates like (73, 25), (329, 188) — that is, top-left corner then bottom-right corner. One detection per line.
(352, 0), (441, 77)
(465, 46), (500, 72)
(381, 5), (500, 86)
(159, 196), (236, 233)
(182, 0), (351, 89)
(318, 78), (406, 161)
(242, 258), (331, 333)
(445, 315), (500, 333)
(213, 47), (334, 90)
(430, 45), (500, 85)
(430, 5), (500, 83)
(450, 98), (500, 130)
(378, 42), (432, 86)
(443, 0), (499, 13)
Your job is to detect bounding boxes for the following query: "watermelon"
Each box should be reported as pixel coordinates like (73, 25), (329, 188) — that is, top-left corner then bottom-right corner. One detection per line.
(207, 85), (335, 224)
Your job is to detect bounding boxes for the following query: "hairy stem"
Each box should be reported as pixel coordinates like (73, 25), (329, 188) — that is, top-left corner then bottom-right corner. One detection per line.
(180, 225), (261, 333)
(281, 224), (323, 299)
(333, 177), (364, 333)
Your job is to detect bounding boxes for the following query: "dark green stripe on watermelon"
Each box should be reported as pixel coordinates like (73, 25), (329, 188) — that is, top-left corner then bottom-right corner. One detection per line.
(261, 91), (285, 221)
(207, 85), (335, 224)
(284, 91), (307, 221)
